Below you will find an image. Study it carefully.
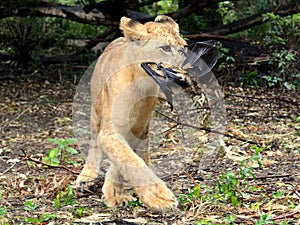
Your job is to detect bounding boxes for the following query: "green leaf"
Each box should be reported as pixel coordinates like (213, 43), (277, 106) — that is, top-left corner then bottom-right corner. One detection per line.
(40, 213), (57, 222)
(48, 148), (60, 158)
(46, 138), (60, 145)
(66, 147), (78, 155)
(0, 206), (7, 215)
(22, 201), (37, 211)
(65, 138), (77, 144)
(24, 217), (40, 223)
(49, 157), (60, 166)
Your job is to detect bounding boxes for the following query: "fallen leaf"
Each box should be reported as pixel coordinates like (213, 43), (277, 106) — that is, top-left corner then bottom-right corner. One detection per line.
(262, 201), (289, 211)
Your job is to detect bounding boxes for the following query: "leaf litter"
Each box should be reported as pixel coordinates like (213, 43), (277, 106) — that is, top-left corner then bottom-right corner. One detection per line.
(0, 78), (299, 224)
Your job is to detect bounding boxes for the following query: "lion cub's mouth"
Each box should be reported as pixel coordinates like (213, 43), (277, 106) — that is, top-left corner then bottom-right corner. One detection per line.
(141, 62), (192, 110)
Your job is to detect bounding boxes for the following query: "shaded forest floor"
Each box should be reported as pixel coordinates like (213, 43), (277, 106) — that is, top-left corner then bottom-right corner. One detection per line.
(0, 77), (299, 225)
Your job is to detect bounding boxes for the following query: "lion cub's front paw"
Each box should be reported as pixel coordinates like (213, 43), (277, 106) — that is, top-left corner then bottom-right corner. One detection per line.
(73, 165), (99, 191)
(103, 195), (135, 208)
(102, 179), (134, 207)
(134, 182), (178, 211)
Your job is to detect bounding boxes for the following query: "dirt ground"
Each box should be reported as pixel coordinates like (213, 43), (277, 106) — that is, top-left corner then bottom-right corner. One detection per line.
(0, 77), (299, 225)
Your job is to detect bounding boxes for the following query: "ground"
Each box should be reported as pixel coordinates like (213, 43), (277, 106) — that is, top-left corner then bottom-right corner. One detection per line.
(0, 77), (299, 225)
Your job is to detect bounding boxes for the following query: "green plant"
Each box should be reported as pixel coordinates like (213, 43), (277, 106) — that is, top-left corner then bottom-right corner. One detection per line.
(2, 17), (45, 68)
(54, 186), (76, 208)
(195, 218), (215, 225)
(294, 116), (300, 123)
(179, 13), (207, 33)
(217, 171), (240, 206)
(180, 149), (264, 209)
(42, 138), (78, 166)
(22, 200), (38, 211)
(127, 199), (143, 209)
(253, 214), (273, 225)
(23, 213), (57, 224)
(263, 49), (298, 88)
(250, 145), (264, 168)
(242, 70), (261, 89)
(217, 1), (238, 25)
(216, 42), (236, 70)
(178, 185), (202, 206)
(224, 214), (236, 224)
(0, 206), (7, 215)
(272, 191), (283, 200)
(75, 206), (89, 217)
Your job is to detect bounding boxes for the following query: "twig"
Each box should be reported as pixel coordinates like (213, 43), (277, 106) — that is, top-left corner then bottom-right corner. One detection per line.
(2, 161), (18, 174)
(248, 174), (295, 180)
(184, 171), (198, 186)
(21, 150), (79, 175)
(155, 109), (258, 145)
(271, 211), (299, 221)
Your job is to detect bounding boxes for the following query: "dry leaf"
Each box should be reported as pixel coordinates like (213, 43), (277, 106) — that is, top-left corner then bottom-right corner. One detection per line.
(262, 201), (289, 211)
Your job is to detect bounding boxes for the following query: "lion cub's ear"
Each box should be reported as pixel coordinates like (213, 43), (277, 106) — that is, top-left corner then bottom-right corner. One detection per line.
(154, 15), (179, 33)
(120, 17), (148, 42)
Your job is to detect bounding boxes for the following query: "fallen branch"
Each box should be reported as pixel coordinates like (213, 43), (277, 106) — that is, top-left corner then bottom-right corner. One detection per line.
(155, 109), (258, 145)
(271, 211), (299, 221)
(21, 149), (79, 175)
(252, 174), (294, 180)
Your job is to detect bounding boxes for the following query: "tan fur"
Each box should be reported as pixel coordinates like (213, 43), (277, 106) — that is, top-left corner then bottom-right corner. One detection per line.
(75, 16), (187, 211)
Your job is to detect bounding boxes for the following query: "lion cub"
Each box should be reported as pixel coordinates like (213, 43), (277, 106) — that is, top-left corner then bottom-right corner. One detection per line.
(75, 15), (189, 211)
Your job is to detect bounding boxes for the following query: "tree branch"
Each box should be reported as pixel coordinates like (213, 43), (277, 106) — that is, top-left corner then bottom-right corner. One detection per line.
(0, 2), (118, 26)
(202, 2), (300, 35)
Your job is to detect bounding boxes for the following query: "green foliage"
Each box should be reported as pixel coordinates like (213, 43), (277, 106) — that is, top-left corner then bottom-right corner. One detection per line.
(140, 0), (178, 15)
(22, 201), (38, 211)
(179, 147), (264, 209)
(54, 186), (76, 208)
(0, 17), (45, 67)
(128, 199), (143, 209)
(23, 213), (58, 224)
(75, 206), (89, 217)
(0, 206), (7, 215)
(195, 218), (215, 225)
(262, 13), (300, 46)
(0, 13), (103, 75)
(178, 185), (202, 208)
(242, 70), (261, 89)
(263, 49), (299, 89)
(294, 116), (300, 123)
(250, 145), (264, 169)
(156, 0), (178, 14)
(217, 171), (240, 206)
(224, 215), (236, 224)
(42, 138), (78, 166)
(57, 0), (77, 6)
(179, 13), (207, 33)
(253, 214), (273, 225)
(217, 1), (238, 25)
(195, 215), (236, 224)
(215, 42), (235, 70)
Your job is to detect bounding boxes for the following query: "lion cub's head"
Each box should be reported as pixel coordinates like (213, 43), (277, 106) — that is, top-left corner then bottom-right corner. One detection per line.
(120, 15), (187, 68)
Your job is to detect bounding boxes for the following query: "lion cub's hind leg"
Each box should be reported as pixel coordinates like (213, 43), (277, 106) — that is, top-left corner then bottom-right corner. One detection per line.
(102, 164), (135, 207)
(74, 144), (103, 190)
(74, 110), (102, 190)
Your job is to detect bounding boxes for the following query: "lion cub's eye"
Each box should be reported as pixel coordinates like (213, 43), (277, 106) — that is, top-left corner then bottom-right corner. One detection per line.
(160, 45), (172, 53)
